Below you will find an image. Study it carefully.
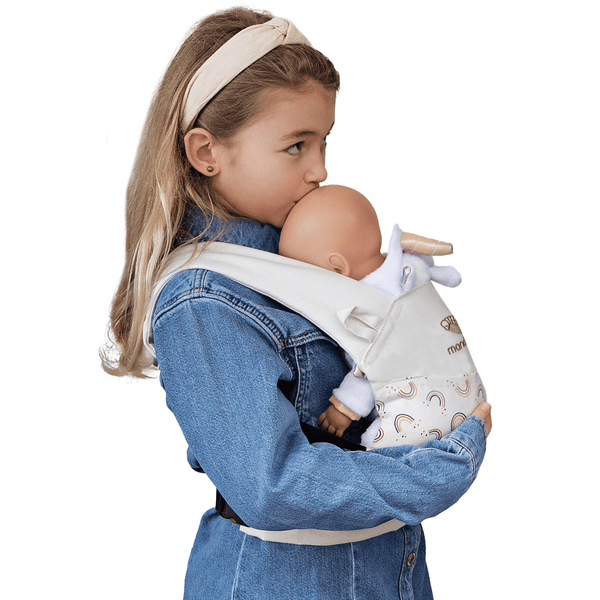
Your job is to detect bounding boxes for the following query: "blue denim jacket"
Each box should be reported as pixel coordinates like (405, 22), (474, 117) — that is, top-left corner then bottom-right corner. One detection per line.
(152, 210), (487, 600)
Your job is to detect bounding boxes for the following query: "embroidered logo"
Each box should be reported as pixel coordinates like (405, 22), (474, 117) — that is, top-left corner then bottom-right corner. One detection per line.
(440, 315), (462, 334)
(447, 338), (467, 355)
(441, 315), (466, 355)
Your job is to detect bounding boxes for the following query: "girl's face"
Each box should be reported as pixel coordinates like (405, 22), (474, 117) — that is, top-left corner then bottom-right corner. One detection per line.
(212, 82), (336, 228)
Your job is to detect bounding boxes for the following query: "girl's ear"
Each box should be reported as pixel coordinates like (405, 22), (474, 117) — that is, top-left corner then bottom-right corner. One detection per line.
(327, 253), (352, 277)
(184, 128), (221, 176)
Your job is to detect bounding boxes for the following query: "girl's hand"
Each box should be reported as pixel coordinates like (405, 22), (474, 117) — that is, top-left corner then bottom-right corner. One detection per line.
(470, 402), (492, 436)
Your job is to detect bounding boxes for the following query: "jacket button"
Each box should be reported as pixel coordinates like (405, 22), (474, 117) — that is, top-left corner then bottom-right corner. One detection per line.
(407, 552), (416, 567)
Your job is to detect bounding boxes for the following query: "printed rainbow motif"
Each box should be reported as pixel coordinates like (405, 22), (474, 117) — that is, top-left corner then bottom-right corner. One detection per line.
(426, 391), (446, 410)
(369, 371), (485, 448)
(451, 412), (467, 430)
(372, 428), (385, 444)
(454, 380), (471, 397)
(396, 381), (417, 399)
(394, 414), (415, 433)
(428, 429), (443, 440)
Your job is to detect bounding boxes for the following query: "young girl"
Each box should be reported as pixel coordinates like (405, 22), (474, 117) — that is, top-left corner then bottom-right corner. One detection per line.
(103, 7), (492, 599)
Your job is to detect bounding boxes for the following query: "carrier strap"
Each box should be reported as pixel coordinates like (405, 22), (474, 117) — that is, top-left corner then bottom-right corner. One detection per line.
(144, 242), (395, 367)
(144, 241), (475, 388)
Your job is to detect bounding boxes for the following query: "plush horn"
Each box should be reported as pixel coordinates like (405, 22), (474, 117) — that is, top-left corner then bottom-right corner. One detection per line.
(400, 232), (453, 256)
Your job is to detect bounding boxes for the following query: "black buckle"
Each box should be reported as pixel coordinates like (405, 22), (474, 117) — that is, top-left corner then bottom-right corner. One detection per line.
(216, 489), (247, 526)
(299, 421), (367, 451)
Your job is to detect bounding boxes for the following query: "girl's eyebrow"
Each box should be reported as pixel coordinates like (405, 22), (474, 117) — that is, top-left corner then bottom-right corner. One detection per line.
(280, 122), (335, 142)
(280, 129), (318, 141)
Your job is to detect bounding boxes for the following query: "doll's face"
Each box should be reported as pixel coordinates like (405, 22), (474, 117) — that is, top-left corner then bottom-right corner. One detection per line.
(211, 82), (336, 228)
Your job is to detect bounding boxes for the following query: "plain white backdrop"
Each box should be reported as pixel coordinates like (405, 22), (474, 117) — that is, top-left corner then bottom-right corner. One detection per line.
(2, 1), (598, 598)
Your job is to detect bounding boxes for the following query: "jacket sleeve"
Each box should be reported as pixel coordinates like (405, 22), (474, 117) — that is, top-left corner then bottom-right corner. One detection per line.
(153, 294), (487, 532)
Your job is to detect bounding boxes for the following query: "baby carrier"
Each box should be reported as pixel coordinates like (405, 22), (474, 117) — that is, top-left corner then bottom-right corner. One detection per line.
(143, 226), (486, 450)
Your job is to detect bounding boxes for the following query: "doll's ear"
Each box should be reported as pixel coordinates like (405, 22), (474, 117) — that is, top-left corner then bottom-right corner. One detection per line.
(327, 253), (352, 277)
(184, 128), (221, 176)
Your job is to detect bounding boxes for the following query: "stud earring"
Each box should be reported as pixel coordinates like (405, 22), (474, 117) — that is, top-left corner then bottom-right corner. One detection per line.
(207, 166), (214, 173)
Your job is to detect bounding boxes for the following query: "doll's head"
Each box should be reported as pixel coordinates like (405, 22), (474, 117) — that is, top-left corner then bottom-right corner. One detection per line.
(279, 185), (386, 280)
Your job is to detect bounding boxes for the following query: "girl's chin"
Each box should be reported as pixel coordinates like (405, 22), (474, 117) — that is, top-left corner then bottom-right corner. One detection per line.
(269, 208), (295, 229)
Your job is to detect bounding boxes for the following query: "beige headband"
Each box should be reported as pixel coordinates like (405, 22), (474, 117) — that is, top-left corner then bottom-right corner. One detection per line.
(180, 17), (310, 131)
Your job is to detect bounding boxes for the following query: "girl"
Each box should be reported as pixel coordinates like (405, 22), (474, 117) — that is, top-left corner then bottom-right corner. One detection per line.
(103, 7), (492, 599)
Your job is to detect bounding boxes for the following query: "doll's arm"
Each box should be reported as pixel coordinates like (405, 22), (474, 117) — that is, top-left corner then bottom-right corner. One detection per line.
(318, 369), (375, 435)
(331, 369), (376, 417)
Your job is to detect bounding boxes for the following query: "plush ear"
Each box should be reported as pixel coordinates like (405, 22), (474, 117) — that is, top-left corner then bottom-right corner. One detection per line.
(327, 253), (352, 277)
(184, 128), (221, 176)
(386, 225), (404, 273)
(428, 266), (462, 288)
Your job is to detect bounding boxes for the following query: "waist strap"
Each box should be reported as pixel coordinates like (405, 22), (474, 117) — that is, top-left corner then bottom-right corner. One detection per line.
(216, 425), (405, 545)
(240, 519), (405, 546)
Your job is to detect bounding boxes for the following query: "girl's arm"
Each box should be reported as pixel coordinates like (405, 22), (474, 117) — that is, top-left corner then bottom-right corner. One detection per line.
(153, 290), (487, 532)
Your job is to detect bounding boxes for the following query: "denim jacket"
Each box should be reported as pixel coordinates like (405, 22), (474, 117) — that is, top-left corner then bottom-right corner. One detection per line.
(152, 210), (487, 600)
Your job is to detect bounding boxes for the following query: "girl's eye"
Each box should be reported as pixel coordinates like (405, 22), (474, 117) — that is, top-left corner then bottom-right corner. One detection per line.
(285, 142), (303, 155)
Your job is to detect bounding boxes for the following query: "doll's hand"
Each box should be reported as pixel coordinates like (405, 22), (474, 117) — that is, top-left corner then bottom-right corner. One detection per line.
(318, 404), (352, 437)
(471, 402), (492, 436)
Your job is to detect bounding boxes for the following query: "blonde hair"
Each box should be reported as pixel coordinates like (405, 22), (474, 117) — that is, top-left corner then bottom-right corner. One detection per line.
(102, 7), (340, 378)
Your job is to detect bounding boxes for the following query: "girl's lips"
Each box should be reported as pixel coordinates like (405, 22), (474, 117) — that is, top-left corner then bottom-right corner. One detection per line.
(296, 185), (320, 203)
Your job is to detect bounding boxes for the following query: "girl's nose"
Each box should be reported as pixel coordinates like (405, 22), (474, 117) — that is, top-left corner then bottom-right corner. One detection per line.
(305, 154), (328, 184)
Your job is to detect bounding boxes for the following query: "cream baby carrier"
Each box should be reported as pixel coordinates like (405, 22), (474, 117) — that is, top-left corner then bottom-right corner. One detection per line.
(144, 226), (485, 449)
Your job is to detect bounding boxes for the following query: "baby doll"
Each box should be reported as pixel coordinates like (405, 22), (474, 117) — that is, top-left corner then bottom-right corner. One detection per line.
(279, 185), (484, 447)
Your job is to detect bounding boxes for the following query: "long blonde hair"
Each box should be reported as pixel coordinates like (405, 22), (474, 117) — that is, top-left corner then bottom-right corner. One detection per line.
(102, 7), (340, 378)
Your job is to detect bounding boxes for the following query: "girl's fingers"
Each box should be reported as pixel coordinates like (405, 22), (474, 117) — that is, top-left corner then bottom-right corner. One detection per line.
(471, 402), (492, 436)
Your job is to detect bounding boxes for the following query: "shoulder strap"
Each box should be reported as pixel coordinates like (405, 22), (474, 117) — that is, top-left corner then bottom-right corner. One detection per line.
(143, 242), (394, 366)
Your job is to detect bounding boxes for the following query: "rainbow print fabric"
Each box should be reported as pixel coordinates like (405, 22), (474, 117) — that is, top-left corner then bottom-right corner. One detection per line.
(369, 371), (486, 448)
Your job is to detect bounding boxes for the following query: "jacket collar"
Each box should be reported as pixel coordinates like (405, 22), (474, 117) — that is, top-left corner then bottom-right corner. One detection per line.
(182, 207), (281, 254)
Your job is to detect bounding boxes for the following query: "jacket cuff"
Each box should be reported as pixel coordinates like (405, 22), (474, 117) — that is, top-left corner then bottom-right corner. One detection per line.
(445, 415), (487, 480)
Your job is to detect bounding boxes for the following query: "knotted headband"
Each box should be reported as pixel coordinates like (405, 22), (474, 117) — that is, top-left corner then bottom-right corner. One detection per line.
(180, 17), (311, 131)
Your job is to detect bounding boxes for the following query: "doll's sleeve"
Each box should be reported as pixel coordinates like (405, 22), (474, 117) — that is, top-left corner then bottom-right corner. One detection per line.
(331, 370), (375, 419)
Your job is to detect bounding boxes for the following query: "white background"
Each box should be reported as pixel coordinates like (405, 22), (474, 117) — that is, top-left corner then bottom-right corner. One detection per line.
(2, 1), (598, 598)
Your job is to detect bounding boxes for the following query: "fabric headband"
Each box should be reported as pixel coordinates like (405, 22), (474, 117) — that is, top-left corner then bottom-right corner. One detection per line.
(180, 17), (311, 131)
